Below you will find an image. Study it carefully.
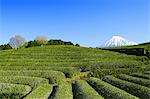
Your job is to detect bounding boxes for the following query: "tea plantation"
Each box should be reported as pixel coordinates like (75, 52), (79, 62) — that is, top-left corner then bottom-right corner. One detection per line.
(0, 45), (149, 98)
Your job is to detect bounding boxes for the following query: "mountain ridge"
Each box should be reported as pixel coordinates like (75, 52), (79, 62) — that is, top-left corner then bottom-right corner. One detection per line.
(103, 36), (138, 47)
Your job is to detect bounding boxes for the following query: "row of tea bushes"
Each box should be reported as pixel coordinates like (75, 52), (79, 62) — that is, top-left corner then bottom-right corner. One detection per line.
(88, 68), (144, 78)
(117, 74), (150, 87)
(130, 73), (150, 80)
(103, 76), (150, 98)
(87, 77), (138, 99)
(25, 84), (53, 99)
(0, 70), (65, 83)
(0, 76), (49, 89)
(0, 83), (31, 99)
(79, 61), (144, 71)
(0, 66), (81, 78)
(144, 71), (150, 74)
(53, 82), (73, 99)
(73, 80), (103, 99)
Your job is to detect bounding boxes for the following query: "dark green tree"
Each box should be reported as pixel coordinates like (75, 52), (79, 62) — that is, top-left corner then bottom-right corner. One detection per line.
(75, 44), (80, 47)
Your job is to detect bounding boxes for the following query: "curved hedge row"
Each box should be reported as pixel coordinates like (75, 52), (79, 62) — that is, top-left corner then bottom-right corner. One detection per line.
(130, 73), (150, 80)
(0, 76), (49, 89)
(0, 66), (81, 78)
(87, 77), (138, 99)
(25, 84), (53, 99)
(117, 74), (150, 87)
(0, 70), (65, 83)
(144, 71), (150, 74)
(0, 83), (31, 99)
(73, 80), (103, 99)
(103, 76), (150, 98)
(86, 68), (144, 78)
(53, 82), (73, 99)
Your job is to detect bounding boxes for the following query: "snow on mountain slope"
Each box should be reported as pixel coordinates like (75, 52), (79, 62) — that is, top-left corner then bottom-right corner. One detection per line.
(103, 36), (138, 47)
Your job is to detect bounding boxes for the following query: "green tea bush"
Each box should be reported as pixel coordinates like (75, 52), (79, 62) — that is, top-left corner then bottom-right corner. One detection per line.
(130, 73), (150, 80)
(103, 76), (150, 98)
(25, 84), (53, 99)
(0, 70), (65, 83)
(0, 76), (49, 89)
(0, 83), (31, 99)
(143, 65), (150, 71)
(144, 71), (150, 74)
(0, 66), (81, 78)
(87, 77), (138, 99)
(53, 82), (73, 99)
(117, 74), (150, 87)
(89, 68), (144, 78)
(79, 61), (143, 71)
(73, 80), (103, 99)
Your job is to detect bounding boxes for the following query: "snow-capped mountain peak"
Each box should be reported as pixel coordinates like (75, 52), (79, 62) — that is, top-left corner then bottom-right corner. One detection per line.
(103, 35), (138, 47)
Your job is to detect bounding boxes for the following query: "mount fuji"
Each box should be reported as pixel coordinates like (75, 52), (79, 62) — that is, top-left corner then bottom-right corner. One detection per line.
(103, 36), (138, 47)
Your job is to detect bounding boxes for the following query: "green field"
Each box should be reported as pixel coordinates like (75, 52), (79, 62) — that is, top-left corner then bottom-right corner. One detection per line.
(0, 45), (149, 98)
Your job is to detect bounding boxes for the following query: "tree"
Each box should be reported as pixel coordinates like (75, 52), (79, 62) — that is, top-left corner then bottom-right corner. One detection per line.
(0, 45), (4, 50)
(35, 36), (48, 46)
(9, 35), (25, 49)
(75, 44), (80, 47)
(3, 44), (12, 50)
(0, 44), (12, 50)
(64, 41), (74, 45)
(48, 40), (64, 45)
(26, 40), (40, 48)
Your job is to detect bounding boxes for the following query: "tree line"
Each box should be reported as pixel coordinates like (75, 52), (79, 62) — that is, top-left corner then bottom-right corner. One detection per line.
(0, 35), (80, 50)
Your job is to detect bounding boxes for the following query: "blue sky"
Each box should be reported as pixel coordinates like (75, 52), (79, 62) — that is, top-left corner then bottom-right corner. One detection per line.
(0, 0), (149, 47)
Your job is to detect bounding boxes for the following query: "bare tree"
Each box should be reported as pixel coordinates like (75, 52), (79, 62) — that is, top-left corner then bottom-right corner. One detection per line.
(9, 35), (25, 49)
(35, 35), (48, 46)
